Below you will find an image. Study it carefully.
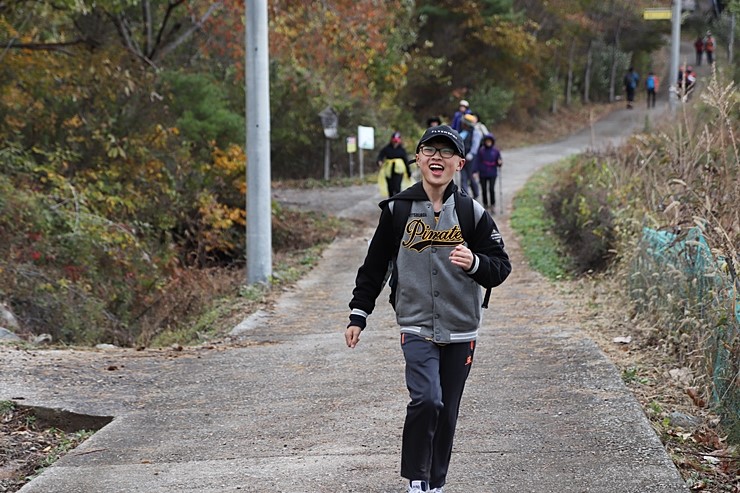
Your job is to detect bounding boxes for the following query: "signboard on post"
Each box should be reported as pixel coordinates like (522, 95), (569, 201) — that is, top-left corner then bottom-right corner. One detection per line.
(643, 8), (672, 20)
(318, 106), (339, 139)
(346, 136), (357, 153)
(346, 136), (357, 177)
(357, 126), (374, 150)
(318, 107), (339, 180)
(357, 125), (375, 180)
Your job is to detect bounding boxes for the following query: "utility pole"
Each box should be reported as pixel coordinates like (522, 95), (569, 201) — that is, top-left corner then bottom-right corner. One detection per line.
(730, 12), (735, 64)
(245, 0), (272, 284)
(669, 0), (682, 112)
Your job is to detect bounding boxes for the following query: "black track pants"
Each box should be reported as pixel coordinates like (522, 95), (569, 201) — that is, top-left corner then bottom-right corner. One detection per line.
(480, 176), (497, 207)
(400, 334), (475, 489)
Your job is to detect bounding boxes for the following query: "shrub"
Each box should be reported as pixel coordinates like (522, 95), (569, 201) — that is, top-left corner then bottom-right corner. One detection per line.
(545, 155), (617, 274)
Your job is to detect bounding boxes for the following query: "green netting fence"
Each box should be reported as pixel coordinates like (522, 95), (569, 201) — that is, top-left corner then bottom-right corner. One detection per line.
(631, 226), (739, 443)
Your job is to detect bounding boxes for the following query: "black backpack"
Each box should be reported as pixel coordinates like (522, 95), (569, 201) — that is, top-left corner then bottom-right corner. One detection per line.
(386, 190), (492, 309)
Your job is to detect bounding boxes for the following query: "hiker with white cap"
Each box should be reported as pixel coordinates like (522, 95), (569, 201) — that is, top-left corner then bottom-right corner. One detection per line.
(450, 99), (470, 132)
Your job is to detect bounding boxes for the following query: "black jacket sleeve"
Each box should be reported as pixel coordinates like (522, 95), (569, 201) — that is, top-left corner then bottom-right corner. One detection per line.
(348, 205), (396, 318)
(467, 213), (512, 289)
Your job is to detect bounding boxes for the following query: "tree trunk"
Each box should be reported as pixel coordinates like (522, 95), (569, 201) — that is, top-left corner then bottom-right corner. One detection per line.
(550, 51), (560, 114)
(566, 40), (575, 107)
(583, 40), (593, 104)
(608, 21), (622, 103)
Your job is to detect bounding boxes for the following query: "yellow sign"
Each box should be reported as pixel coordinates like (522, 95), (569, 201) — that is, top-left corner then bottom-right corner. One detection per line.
(644, 8), (672, 20)
(346, 136), (357, 154)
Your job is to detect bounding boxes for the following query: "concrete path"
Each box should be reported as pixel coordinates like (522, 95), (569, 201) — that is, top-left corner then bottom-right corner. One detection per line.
(0, 96), (692, 493)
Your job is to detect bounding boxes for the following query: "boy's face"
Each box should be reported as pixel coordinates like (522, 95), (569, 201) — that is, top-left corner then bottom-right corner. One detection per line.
(416, 138), (464, 187)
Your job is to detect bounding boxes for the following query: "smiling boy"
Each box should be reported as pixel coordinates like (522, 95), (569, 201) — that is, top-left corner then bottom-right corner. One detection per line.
(345, 125), (512, 492)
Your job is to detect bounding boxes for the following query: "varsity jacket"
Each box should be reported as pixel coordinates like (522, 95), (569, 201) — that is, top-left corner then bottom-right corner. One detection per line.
(349, 182), (511, 344)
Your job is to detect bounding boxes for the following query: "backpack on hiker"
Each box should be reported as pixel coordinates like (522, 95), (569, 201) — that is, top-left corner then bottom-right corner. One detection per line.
(384, 189), (493, 309)
(476, 121), (490, 138)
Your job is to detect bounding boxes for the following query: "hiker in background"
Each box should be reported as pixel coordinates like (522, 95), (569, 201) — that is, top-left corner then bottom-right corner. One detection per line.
(377, 131), (411, 197)
(623, 66), (639, 109)
(426, 116), (442, 127)
(645, 71), (659, 109)
(694, 35), (704, 66)
(685, 66), (697, 98)
(477, 133), (502, 213)
(345, 125), (511, 493)
(450, 99), (470, 132)
(678, 65), (697, 102)
(704, 31), (715, 65)
(459, 113), (483, 200)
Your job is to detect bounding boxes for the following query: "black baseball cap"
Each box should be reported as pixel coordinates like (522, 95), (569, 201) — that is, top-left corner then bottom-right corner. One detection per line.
(417, 125), (465, 157)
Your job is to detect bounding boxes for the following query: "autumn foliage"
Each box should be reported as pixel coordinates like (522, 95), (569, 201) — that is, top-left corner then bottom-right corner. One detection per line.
(0, 0), (675, 344)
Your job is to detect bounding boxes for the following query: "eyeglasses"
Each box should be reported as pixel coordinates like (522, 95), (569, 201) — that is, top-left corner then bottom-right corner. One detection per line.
(420, 146), (456, 158)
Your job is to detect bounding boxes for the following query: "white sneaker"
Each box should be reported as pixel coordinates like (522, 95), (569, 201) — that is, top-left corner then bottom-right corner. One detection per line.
(429, 488), (444, 493)
(408, 480), (428, 492)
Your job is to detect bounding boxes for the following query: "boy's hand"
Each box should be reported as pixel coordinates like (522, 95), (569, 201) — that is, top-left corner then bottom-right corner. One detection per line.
(345, 326), (362, 348)
(450, 244), (474, 271)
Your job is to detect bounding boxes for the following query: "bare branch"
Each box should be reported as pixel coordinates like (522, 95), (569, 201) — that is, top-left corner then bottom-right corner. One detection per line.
(151, 0), (186, 58)
(0, 38), (91, 56)
(151, 1), (223, 63)
(142, 0), (152, 55)
(107, 11), (159, 70)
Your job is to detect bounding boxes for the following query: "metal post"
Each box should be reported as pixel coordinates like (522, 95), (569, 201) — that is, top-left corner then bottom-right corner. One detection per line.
(245, 0), (272, 284)
(324, 139), (330, 180)
(669, 0), (682, 113)
(730, 12), (735, 64)
(359, 149), (364, 180)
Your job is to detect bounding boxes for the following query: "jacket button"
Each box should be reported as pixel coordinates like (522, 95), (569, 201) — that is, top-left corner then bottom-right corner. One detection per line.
(434, 291), (439, 297)
(432, 269), (438, 275)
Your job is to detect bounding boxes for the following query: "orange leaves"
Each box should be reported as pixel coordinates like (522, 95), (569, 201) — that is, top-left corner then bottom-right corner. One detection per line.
(195, 192), (243, 254)
(212, 144), (244, 173)
(470, 15), (538, 60)
(63, 115), (84, 129)
(211, 144), (246, 195)
(214, 0), (409, 101)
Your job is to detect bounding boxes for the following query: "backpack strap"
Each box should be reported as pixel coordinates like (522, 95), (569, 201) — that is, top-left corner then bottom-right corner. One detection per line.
(454, 190), (492, 308)
(386, 200), (412, 308)
(390, 199), (411, 254)
(453, 190), (475, 240)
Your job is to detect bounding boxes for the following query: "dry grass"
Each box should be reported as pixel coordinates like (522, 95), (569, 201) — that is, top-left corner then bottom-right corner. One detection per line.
(531, 64), (740, 491)
(556, 66), (740, 491)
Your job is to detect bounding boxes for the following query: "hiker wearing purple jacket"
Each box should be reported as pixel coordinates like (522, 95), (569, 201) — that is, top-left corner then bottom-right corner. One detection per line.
(477, 134), (502, 213)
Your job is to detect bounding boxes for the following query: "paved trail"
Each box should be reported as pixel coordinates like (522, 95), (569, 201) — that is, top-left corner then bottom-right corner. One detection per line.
(0, 98), (692, 492)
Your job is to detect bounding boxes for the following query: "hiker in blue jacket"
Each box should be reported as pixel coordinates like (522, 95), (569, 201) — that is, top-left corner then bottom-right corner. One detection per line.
(450, 99), (470, 131)
(345, 125), (512, 493)
(624, 67), (640, 109)
(645, 72), (658, 109)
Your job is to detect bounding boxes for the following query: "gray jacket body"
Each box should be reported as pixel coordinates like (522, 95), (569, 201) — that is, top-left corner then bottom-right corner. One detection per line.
(348, 182), (512, 344)
(393, 196), (481, 343)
